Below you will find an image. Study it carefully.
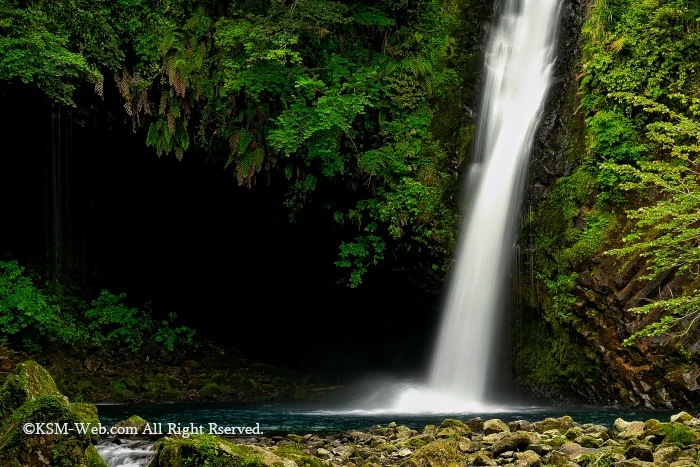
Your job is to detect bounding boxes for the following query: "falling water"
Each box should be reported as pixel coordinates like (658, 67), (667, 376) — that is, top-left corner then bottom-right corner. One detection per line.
(425, 0), (561, 407)
(345, 0), (562, 414)
(96, 439), (156, 467)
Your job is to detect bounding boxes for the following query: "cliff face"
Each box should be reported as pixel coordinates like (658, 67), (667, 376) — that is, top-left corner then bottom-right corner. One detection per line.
(513, 0), (700, 409)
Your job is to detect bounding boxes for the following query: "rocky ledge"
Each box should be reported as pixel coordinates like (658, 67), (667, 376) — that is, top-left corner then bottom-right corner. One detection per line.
(144, 414), (700, 467)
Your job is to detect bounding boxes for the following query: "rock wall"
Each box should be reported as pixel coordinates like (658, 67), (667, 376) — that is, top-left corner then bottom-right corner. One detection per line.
(514, 0), (700, 409)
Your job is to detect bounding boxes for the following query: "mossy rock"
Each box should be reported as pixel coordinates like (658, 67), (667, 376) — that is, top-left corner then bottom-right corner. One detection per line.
(439, 419), (471, 434)
(113, 415), (149, 435)
(199, 383), (223, 399)
(400, 438), (463, 467)
(532, 416), (576, 434)
(150, 434), (266, 467)
(0, 395), (106, 467)
(0, 360), (65, 420)
(0, 361), (106, 466)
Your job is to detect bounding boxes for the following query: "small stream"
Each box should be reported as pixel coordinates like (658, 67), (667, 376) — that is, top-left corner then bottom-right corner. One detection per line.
(96, 439), (156, 467)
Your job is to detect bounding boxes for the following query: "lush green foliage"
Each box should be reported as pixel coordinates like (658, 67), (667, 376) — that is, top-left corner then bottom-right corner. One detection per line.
(578, 0), (700, 345)
(0, 0), (490, 287)
(661, 423), (696, 448)
(0, 260), (194, 352)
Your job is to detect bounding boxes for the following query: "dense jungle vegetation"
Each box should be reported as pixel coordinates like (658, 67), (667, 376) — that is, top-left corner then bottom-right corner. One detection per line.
(0, 0), (490, 364)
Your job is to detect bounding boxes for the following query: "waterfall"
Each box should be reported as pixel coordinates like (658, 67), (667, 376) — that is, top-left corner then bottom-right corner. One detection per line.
(345, 0), (562, 414)
(424, 0), (561, 408)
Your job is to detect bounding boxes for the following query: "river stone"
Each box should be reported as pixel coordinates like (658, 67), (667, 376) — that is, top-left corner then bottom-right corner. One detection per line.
(248, 445), (297, 467)
(400, 439), (462, 467)
(614, 418), (632, 432)
(467, 450), (496, 466)
(333, 445), (354, 457)
(621, 422), (645, 439)
(625, 444), (654, 462)
(654, 446), (681, 463)
(576, 435), (602, 448)
(458, 440), (472, 452)
(544, 450), (568, 466)
(491, 431), (536, 455)
(468, 417), (485, 434)
(670, 459), (697, 467)
(514, 450), (541, 467)
(558, 442), (597, 461)
(532, 416), (576, 434)
(439, 419), (472, 436)
(484, 419), (510, 435)
(113, 414), (149, 435)
(670, 412), (694, 423)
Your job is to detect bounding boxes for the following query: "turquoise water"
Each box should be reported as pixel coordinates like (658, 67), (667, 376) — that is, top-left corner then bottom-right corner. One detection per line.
(95, 403), (680, 435)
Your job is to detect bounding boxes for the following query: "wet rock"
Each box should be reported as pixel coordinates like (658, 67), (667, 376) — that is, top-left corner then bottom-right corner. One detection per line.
(532, 416), (576, 434)
(558, 442), (597, 462)
(467, 450), (496, 466)
(625, 444), (654, 462)
(0, 361), (106, 467)
(491, 431), (537, 455)
(620, 422), (645, 439)
(483, 419), (510, 435)
(439, 419), (472, 437)
(400, 439), (463, 467)
(468, 417), (485, 434)
(113, 414), (149, 435)
(670, 412), (693, 423)
(514, 450), (541, 467)
(653, 446), (681, 463)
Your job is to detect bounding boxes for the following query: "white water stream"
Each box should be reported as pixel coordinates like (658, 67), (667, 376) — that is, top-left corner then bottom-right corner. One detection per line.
(348, 0), (562, 413)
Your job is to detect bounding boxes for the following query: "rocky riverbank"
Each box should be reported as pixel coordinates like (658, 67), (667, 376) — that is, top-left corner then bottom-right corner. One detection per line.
(141, 412), (700, 467)
(3, 360), (700, 466)
(0, 341), (323, 405)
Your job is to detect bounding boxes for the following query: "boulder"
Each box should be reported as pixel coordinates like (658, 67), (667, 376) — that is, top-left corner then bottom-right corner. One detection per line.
(532, 416), (576, 434)
(514, 450), (541, 467)
(150, 434), (295, 467)
(653, 446), (681, 463)
(491, 431), (537, 455)
(625, 444), (654, 462)
(400, 439), (463, 467)
(670, 412), (693, 423)
(483, 419), (510, 435)
(113, 414), (149, 435)
(0, 361), (106, 467)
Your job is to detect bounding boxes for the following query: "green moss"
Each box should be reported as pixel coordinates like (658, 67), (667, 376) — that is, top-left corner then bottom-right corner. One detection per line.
(274, 445), (328, 467)
(84, 445), (108, 467)
(0, 361), (61, 420)
(151, 434), (263, 467)
(513, 313), (600, 393)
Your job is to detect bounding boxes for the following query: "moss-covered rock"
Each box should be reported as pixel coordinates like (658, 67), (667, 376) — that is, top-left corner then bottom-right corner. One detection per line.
(149, 434), (266, 467)
(0, 360), (65, 420)
(113, 415), (149, 435)
(400, 438), (463, 467)
(0, 361), (106, 467)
